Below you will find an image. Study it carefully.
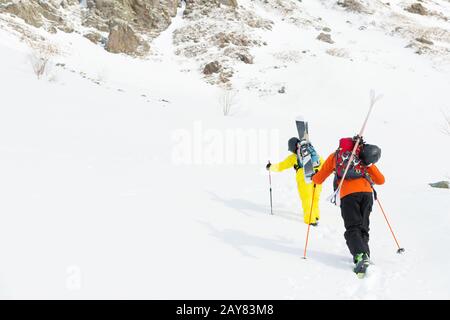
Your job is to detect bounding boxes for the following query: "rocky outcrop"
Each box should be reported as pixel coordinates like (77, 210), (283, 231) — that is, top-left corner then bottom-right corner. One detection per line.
(84, 31), (104, 44)
(337, 0), (372, 14)
(405, 3), (428, 16)
(429, 181), (450, 189)
(0, 0), (78, 31)
(337, 0), (364, 12)
(82, 0), (181, 54)
(220, 0), (238, 8)
(416, 37), (433, 45)
(0, 0), (180, 56)
(105, 21), (142, 54)
(2, 0), (449, 87)
(317, 32), (334, 44)
(203, 61), (221, 75)
(236, 52), (253, 64)
(0, 0), (44, 28)
(83, 0), (177, 36)
(175, 0), (272, 85)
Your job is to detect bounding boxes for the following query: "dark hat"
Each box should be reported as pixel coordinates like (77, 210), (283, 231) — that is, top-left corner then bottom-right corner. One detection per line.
(288, 137), (300, 153)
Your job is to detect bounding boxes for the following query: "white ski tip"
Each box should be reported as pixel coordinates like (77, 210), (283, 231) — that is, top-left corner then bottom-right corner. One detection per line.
(370, 90), (383, 104)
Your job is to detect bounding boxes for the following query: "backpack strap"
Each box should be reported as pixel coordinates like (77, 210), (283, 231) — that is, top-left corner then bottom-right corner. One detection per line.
(333, 150), (339, 191)
(295, 149), (303, 169)
(372, 186), (378, 200)
(362, 168), (378, 200)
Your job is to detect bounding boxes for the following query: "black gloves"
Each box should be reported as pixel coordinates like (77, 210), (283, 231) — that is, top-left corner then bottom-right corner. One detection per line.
(266, 161), (271, 171)
(353, 135), (365, 145)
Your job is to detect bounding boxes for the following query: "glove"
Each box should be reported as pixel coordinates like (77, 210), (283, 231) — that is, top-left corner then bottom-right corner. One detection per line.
(353, 135), (365, 145)
(266, 161), (271, 171)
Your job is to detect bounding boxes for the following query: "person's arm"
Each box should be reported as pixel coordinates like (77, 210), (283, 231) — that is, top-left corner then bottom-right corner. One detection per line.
(270, 154), (297, 172)
(367, 164), (385, 185)
(312, 153), (335, 185)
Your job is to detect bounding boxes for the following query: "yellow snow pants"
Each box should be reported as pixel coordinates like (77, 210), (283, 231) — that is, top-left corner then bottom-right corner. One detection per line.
(270, 153), (323, 224)
(296, 167), (322, 224)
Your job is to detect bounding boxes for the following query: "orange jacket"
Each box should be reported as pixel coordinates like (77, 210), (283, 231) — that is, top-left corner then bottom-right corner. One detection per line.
(312, 152), (385, 199)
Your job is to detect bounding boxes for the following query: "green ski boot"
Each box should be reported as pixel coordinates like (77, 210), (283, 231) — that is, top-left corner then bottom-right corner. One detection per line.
(353, 253), (370, 279)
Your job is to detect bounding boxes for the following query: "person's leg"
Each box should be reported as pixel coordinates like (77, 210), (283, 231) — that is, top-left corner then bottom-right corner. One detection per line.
(360, 193), (374, 257)
(340, 193), (367, 258)
(312, 183), (322, 222)
(296, 170), (316, 224)
(311, 158), (324, 222)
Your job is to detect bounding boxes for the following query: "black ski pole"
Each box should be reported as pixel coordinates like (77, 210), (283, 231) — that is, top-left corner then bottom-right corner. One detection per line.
(268, 162), (273, 215)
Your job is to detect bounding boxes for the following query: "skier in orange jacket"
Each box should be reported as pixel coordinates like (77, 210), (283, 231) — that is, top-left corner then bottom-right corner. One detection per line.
(312, 137), (384, 273)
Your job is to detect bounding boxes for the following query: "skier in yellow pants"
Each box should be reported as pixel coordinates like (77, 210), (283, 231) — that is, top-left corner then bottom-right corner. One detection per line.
(266, 137), (323, 225)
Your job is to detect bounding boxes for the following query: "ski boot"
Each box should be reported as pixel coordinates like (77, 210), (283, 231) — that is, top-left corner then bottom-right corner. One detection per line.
(353, 253), (370, 279)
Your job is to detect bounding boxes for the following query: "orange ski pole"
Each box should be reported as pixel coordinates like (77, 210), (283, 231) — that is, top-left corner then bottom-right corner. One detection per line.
(302, 184), (317, 259)
(375, 194), (405, 254)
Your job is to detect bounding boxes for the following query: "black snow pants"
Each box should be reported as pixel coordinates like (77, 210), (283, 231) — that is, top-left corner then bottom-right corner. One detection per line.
(340, 192), (374, 259)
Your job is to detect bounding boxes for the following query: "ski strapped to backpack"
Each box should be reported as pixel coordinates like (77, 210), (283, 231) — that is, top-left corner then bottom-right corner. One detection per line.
(296, 141), (320, 167)
(297, 141), (320, 183)
(295, 117), (321, 183)
(327, 90), (383, 205)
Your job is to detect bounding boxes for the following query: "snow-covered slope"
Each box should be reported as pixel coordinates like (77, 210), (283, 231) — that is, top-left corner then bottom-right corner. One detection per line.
(0, 0), (449, 299)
